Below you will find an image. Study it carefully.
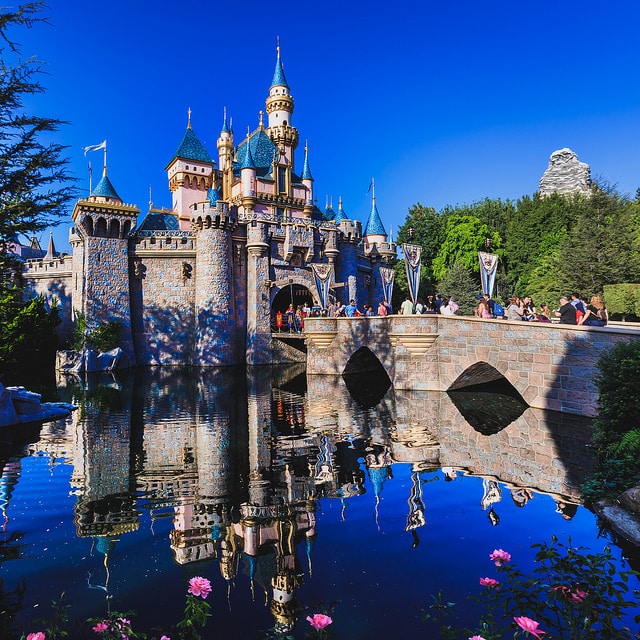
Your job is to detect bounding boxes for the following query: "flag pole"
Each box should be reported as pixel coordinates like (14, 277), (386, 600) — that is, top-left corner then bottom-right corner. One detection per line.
(88, 161), (92, 195)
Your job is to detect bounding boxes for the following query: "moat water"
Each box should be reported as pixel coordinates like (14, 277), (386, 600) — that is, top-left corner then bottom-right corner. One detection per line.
(1, 365), (639, 639)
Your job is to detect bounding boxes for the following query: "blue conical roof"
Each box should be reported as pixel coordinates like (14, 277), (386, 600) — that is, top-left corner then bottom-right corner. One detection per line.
(271, 47), (289, 88)
(92, 173), (121, 200)
(301, 146), (313, 180)
(363, 199), (387, 237)
(171, 126), (213, 164)
(334, 198), (349, 222)
(207, 187), (221, 205)
(240, 136), (256, 170)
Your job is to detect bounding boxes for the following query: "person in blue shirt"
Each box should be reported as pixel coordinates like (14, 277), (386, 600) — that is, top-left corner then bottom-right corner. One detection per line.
(345, 299), (359, 317)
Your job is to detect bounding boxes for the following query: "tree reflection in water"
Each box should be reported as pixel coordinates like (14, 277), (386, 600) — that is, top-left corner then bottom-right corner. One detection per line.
(0, 365), (637, 640)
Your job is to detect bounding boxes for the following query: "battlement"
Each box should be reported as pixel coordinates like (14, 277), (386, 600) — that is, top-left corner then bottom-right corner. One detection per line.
(190, 200), (238, 232)
(23, 254), (73, 277)
(337, 219), (362, 243)
(132, 233), (195, 254)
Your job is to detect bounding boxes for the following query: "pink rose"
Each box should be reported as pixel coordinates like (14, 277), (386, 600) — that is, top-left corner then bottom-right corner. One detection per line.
(514, 616), (546, 639)
(489, 548), (511, 566)
(27, 634), (46, 640)
(188, 576), (212, 599)
(160, 636), (171, 640)
(479, 577), (499, 588)
(92, 621), (109, 633)
(468, 636), (487, 640)
(307, 613), (333, 630)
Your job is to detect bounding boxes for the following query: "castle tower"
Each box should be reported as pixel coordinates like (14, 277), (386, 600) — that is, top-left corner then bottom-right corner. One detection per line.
(191, 202), (239, 366)
(246, 220), (272, 365)
(71, 155), (139, 364)
(362, 179), (388, 249)
(166, 112), (215, 230)
(301, 142), (314, 217)
(240, 130), (257, 213)
(216, 108), (234, 198)
(265, 45), (299, 199)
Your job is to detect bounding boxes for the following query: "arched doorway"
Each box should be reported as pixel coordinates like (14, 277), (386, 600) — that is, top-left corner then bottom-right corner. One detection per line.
(271, 284), (314, 332)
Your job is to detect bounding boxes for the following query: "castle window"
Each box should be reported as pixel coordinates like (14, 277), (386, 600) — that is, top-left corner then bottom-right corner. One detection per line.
(278, 167), (287, 194)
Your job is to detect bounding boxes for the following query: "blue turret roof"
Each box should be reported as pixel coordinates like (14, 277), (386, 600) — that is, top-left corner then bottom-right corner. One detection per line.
(234, 129), (277, 177)
(240, 136), (256, 170)
(171, 126), (213, 164)
(271, 47), (289, 88)
(301, 146), (313, 181)
(363, 199), (387, 237)
(334, 198), (349, 222)
(92, 173), (121, 200)
(208, 187), (221, 205)
(137, 210), (180, 232)
(221, 110), (230, 133)
(324, 204), (336, 221)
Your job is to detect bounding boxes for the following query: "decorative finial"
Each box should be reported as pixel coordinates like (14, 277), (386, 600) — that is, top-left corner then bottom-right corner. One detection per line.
(305, 139), (308, 153)
(246, 125), (250, 139)
(149, 185), (153, 208)
(276, 35), (280, 55)
(259, 110), (264, 128)
(187, 107), (192, 129)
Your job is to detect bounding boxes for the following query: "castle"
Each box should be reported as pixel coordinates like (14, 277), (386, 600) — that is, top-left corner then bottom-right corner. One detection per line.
(21, 47), (397, 367)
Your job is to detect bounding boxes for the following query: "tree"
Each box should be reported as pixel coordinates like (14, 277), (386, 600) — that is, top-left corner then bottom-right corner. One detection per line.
(0, 1), (74, 279)
(431, 214), (502, 281)
(437, 262), (478, 316)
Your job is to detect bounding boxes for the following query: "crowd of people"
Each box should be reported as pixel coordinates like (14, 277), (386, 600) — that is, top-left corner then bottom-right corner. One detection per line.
(276, 292), (609, 331)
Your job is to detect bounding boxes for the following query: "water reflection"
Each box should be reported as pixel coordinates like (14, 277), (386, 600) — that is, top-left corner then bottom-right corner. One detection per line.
(0, 365), (633, 639)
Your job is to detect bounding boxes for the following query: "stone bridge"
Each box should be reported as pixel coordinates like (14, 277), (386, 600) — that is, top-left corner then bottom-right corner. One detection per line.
(304, 315), (640, 417)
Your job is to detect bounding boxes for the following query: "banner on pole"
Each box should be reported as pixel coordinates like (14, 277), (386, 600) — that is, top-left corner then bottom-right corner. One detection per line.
(402, 244), (422, 304)
(311, 263), (333, 310)
(478, 251), (499, 298)
(379, 267), (395, 305)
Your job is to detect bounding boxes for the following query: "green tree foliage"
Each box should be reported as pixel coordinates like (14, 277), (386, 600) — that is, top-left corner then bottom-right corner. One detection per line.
(441, 197), (515, 241)
(432, 214), (502, 281)
(0, 290), (59, 376)
(437, 262), (478, 316)
(582, 340), (640, 503)
(557, 184), (640, 295)
(0, 1), (74, 278)
(603, 283), (640, 320)
(504, 192), (579, 293)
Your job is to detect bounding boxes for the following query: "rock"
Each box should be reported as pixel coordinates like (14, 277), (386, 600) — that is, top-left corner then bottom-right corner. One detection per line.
(0, 382), (75, 427)
(617, 485), (640, 517)
(539, 148), (591, 198)
(595, 499), (640, 547)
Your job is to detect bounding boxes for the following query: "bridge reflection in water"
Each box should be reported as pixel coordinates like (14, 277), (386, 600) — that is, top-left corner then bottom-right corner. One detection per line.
(0, 364), (637, 639)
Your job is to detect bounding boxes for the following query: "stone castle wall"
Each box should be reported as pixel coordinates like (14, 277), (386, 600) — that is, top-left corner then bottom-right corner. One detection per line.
(130, 235), (197, 365)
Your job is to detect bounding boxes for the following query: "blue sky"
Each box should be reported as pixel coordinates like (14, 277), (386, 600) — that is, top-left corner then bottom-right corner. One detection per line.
(13, 0), (640, 251)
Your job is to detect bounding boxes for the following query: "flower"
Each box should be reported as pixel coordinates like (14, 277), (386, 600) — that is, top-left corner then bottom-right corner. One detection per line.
(187, 576), (212, 599)
(479, 577), (499, 588)
(160, 637), (171, 640)
(570, 588), (588, 603)
(92, 621), (109, 633)
(514, 616), (546, 638)
(27, 634), (46, 640)
(469, 636), (487, 640)
(307, 613), (333, 630)
(489, 548), (511, 566)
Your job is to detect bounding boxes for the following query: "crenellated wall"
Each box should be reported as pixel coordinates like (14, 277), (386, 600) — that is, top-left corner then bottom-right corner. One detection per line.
(304, 315), (640, 417)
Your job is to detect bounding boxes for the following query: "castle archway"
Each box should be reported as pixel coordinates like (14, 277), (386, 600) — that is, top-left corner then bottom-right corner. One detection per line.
(271, 284), (314, 331)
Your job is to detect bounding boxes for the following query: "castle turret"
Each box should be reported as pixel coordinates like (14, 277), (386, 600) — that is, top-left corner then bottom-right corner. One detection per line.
(301, 141), (314, 216)
(362, 179), (388, 249)
(240, 130), (257, 213)
(265, 45), (298, 199)
(166, 112), (215, 230)
(71, 155), (139, 364)
(217, 108), (234, 199)
(191, 202), (239, 366)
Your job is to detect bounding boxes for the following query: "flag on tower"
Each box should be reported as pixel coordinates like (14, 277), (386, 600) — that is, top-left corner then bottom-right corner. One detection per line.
(83, 140), (106, 156)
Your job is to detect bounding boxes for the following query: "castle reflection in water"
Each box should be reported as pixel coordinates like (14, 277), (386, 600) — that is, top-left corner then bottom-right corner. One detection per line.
(1, 364), (597, 636)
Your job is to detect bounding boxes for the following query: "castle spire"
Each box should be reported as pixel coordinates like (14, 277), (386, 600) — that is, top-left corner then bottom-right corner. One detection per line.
(271, 37), (289, 89)
(363, 178), (387, 239)
(301, 141), (313, 180)
(44, 231), (56, 260)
